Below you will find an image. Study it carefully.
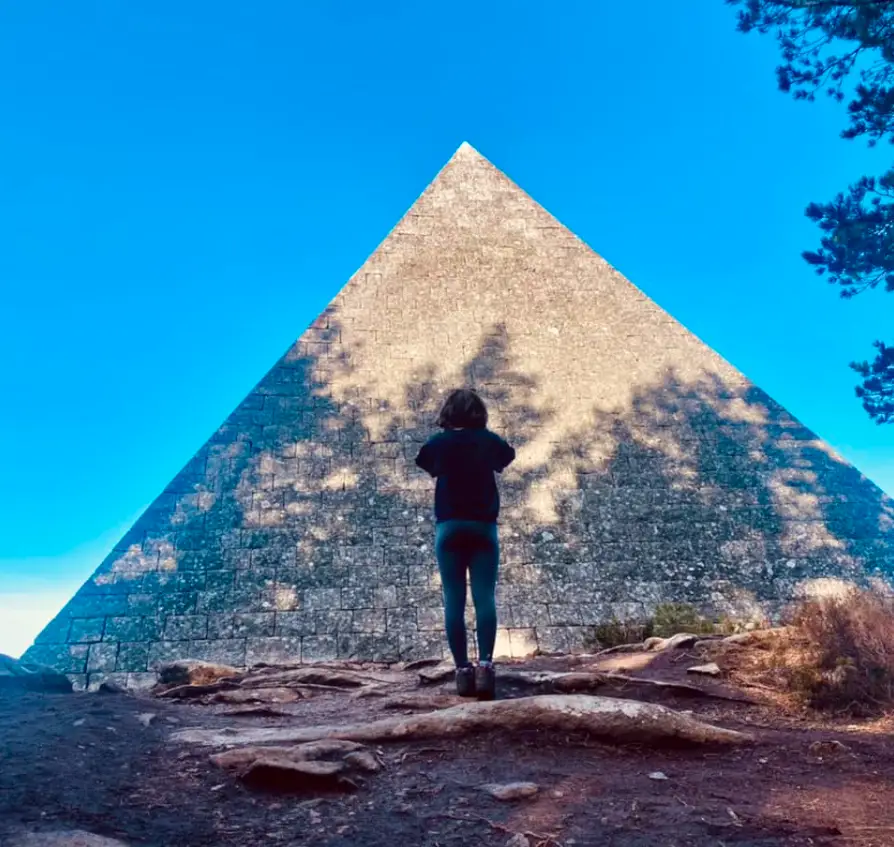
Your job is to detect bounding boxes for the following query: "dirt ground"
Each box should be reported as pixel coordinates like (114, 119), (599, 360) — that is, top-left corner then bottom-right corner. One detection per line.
(4, 645), (894, 847)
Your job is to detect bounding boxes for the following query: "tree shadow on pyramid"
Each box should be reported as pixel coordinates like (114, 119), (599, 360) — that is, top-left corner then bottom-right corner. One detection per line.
(512, 369), (894, 653)
(24, 312), (894, 684)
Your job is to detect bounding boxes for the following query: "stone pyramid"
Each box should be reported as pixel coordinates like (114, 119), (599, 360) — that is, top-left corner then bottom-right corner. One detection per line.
(26, 143), (894, 689)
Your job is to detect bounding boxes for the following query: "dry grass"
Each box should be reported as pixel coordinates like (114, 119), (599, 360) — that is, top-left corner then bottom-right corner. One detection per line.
(717, 588), (894, 716)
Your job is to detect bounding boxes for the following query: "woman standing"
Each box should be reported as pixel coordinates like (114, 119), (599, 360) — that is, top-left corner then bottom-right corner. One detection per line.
(415, 389), (516, 700)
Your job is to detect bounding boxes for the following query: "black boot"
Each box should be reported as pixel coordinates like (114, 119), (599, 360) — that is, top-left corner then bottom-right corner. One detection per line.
(455, 666), (476, 697)
(475, 663), (495, 701)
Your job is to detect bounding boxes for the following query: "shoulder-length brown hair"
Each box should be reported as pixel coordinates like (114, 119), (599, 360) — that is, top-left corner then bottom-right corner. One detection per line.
(437, 388), (488, 430)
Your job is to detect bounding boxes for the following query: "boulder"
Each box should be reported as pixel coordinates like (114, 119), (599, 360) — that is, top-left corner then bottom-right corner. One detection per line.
(156, 660), (239, 686)
(0, 654), (73, 694)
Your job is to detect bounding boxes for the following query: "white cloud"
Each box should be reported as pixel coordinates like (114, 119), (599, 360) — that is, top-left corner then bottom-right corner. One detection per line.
(0, 591), (72, 659)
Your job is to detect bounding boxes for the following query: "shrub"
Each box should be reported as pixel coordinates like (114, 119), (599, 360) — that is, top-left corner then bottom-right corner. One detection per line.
(788, 587), (894, 714)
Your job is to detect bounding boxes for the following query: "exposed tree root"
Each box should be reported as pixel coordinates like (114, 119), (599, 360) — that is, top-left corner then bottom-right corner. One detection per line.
(499, 670), (753, 703)
(171, 694), (752, 748)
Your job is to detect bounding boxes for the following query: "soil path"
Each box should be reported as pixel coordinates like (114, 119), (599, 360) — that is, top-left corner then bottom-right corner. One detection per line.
(4, 648), (894, 846)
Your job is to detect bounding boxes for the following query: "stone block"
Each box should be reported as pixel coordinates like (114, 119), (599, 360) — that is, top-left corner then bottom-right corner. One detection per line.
(87, 672), (129, 692)
(547, 604), (584, 626)
(245, 636), (302, 666)
(104, 616), (161, 643)
(187, 639), (247, 667)
(87, 642), (119, 673)
(66, 674), (88, 691)
(399, 631), (445, 662)
(67, 618), (106, 643)
(157, 591), (199, 615)
(386, 608), (418, 634)
(24, 643), (89, 674)
(207, 612), (275, 639)
(352, 609), (387, 634)
(274, 611), (315, 636)
(416, 606), (445, 631)
(303, 588), (340, 611)
(125, 672), (158, 690)
(64, 595), (128, 619)
(301, 635), (338, 662)
(116, 642), (150, 673)
(32, 615), (71, 645)
(126, 594), (159, 615)
(314, 609), (352, 634)
(536, 626), (588, 655)
(148, 640), (192, 669)
(164, 615), (208, 640)
(397, 585), (442, 608)
(337, 633), (400, 662)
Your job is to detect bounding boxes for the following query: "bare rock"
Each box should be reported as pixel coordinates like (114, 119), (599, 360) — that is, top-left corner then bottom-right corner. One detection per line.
(382, 693), (465, 711)
(0, 654), (73, 694)
(344, 750), (382, 773)
(135, 713), (156, 728)
(687, 663), (721, 677)
(157, 660), (239, 686)
(648, 771), (669, 781)
(505, 835), (530, 847)
(240, 667), (369, 689)
(157, 680), (242, 699)
(648, 633), (700, 652)
(401, 658), (443, 671)
(97, 681), (128, 695)
(177, 693), (752, 748)
(809, 740), (851, 757)
(642, 637), (665, 651)
(418, 661), (455, 685)
(211, 687), (301, 705)
(480, 781), (540, 801)
(7, 832), (128, 846)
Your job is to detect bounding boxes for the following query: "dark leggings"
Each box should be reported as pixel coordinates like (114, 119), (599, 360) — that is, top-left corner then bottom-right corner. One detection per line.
(435, 520), (499, 667)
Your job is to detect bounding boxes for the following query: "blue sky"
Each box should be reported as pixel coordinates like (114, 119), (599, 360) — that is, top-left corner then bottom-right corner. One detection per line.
(1, 2), (892, 656)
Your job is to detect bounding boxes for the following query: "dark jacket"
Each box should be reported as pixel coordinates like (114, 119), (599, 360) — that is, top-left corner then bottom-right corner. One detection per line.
(415, 428), (515, 523)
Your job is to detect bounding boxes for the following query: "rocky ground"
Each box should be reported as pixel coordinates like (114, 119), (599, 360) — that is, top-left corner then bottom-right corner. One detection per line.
(4, 635), (894, 847)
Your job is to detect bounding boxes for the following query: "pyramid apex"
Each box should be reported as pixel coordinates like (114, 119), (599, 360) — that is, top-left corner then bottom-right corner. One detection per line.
(451, 141), (486, 162)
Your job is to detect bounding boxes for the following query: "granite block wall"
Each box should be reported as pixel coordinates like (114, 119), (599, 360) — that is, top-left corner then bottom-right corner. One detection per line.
(25, 143), (894, 689)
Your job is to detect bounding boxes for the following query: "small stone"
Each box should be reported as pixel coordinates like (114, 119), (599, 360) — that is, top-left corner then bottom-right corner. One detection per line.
(135, 713), (156, 728)
(344, 750), (381, 773)
(551, 789), (565, 798)
(480, 782), (540, 801)
(687, 663), (721, 677)
(98, 681), (127, 695)
(505, 835), (530, 847)
(73, 719), (86, 727)
(759, 758), (768, 764)
(648, 772), (669, 781)
(809, 740), (850, 757)
(418, 661), (455, 685)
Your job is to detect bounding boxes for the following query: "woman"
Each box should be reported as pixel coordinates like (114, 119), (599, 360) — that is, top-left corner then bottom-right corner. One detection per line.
(415, 388), (516, 700)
